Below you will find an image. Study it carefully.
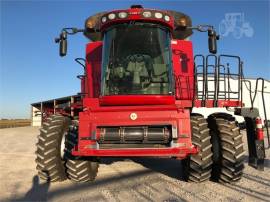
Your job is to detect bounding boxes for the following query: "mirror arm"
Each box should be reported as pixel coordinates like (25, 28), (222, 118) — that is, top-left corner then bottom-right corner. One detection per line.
(187, 25), (220, 54)
(187, 24), (213, 32)
(55, 27), (85, 57)
(62, 28), (84, 35)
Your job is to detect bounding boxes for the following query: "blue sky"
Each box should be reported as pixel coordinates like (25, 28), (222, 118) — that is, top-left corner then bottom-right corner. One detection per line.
(0, 0), (270, 118)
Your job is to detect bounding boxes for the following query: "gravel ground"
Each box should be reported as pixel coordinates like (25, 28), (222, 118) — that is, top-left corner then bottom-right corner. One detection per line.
(0, 126), (269, 202)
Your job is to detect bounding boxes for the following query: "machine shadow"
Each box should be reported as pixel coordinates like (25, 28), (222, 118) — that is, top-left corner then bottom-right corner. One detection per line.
(15, 175), (50, 202)
(131, 157), (185, 180)
(11, 158), (185, 201)
(100, 157), (185, 181)
(222, 183), (270, 202)
(264, 158), (270, 168)
(243, 173), (270, 187)
(12, 168), (187, 201)
(11, 170), (152, 201)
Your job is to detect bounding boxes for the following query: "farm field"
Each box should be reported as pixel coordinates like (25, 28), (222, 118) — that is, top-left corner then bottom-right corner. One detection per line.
(0, 119), (31, 129)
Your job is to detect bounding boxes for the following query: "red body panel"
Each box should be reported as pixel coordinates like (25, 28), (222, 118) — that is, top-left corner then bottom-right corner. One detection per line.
(193, 99), (242, 108)
(72, 98), (196, 158)
(73, 147), (197, 157)
(171, 40), (194, 100)
(175, 99), (242, 108)
(85, 42), (103, 98)
(99, 95), (175, 106)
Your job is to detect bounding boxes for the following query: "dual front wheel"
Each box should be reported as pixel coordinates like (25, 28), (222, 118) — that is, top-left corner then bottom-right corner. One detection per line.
(35, 115), (98, 182)
(184, 113), (245, 183)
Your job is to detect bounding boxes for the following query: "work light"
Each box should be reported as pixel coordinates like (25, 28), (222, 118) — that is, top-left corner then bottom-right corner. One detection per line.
(101, 16), (107, 23)
(164, 15), (170, 22)
(154, 12), (163, 19)
(118, 12), (128, 18)
(108, 13), (116, 20)
(142, 11), (152, 18)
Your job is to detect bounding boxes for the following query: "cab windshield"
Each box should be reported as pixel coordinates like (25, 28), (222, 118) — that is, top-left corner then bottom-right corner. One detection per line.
(101, 23), (173, 95)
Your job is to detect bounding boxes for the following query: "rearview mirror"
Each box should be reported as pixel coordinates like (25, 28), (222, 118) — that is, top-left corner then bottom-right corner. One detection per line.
(59, 31), (67, 57)
(55, 31), (67, 57)
(208, 29), (219, 54)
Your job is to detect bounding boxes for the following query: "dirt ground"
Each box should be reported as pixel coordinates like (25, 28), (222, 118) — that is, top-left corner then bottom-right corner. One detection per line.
(0, 126), (269, 202)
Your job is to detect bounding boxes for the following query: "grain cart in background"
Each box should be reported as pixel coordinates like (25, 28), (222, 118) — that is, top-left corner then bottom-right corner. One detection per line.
(36, 5), (267, 183)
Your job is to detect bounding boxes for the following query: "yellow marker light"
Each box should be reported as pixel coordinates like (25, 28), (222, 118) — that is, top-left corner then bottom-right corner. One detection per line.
(178, 17), (187, 27)
(86, 21), (95, 29)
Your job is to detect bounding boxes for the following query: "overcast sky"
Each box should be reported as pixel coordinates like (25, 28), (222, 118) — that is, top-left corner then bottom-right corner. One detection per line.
(1, 0), (270, 118)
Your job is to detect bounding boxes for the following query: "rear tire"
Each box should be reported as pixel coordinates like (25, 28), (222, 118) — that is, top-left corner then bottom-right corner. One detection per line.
(65, 124), (99, 182)
(207, 113), (245, 183)
(183, 114), (213, 182)
(35, 115), (71, 182)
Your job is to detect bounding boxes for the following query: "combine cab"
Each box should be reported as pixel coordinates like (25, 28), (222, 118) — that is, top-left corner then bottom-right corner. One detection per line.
(35, 5), (267, 183)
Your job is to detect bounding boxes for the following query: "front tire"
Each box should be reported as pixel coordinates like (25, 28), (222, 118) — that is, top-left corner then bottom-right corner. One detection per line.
(183, 114), (213, 182)
(207, 113), (245, 183)
(65, 123), (99, 182)
(35, 115), (71, 182)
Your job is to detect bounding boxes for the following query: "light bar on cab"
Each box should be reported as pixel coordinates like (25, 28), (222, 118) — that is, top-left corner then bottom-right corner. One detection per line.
(100, 10), (173, 28)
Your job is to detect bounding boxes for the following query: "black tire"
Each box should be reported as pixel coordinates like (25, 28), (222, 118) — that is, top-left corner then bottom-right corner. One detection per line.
(183, 114), (213, 182)
(35, 115), (71, 182)
(65, 124), (99, 182)
(207, 113), (245, 183)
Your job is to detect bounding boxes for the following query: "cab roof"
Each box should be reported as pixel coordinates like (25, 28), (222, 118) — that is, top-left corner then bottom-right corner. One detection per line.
(84, 6), (192, 41)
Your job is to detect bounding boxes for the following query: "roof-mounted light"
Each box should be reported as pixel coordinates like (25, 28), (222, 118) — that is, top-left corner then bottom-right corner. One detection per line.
(101, 16), (107, 23)
(142, 11), (152, 18)
(154, 12), (163, 19)
(86, 19), (96, 29)
(164, 15), (170, 22)
(179, 17), (187, 27)
(118, 12), (128, 18)
(108, 13), (116, 20)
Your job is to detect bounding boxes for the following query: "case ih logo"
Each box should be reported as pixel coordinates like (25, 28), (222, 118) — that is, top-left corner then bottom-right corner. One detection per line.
(219, 13), (254, 39)
(130, 113), (138, 120)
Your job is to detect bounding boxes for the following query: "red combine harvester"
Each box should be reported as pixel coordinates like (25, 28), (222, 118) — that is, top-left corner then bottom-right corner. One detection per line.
(36, 5), (267, 183)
